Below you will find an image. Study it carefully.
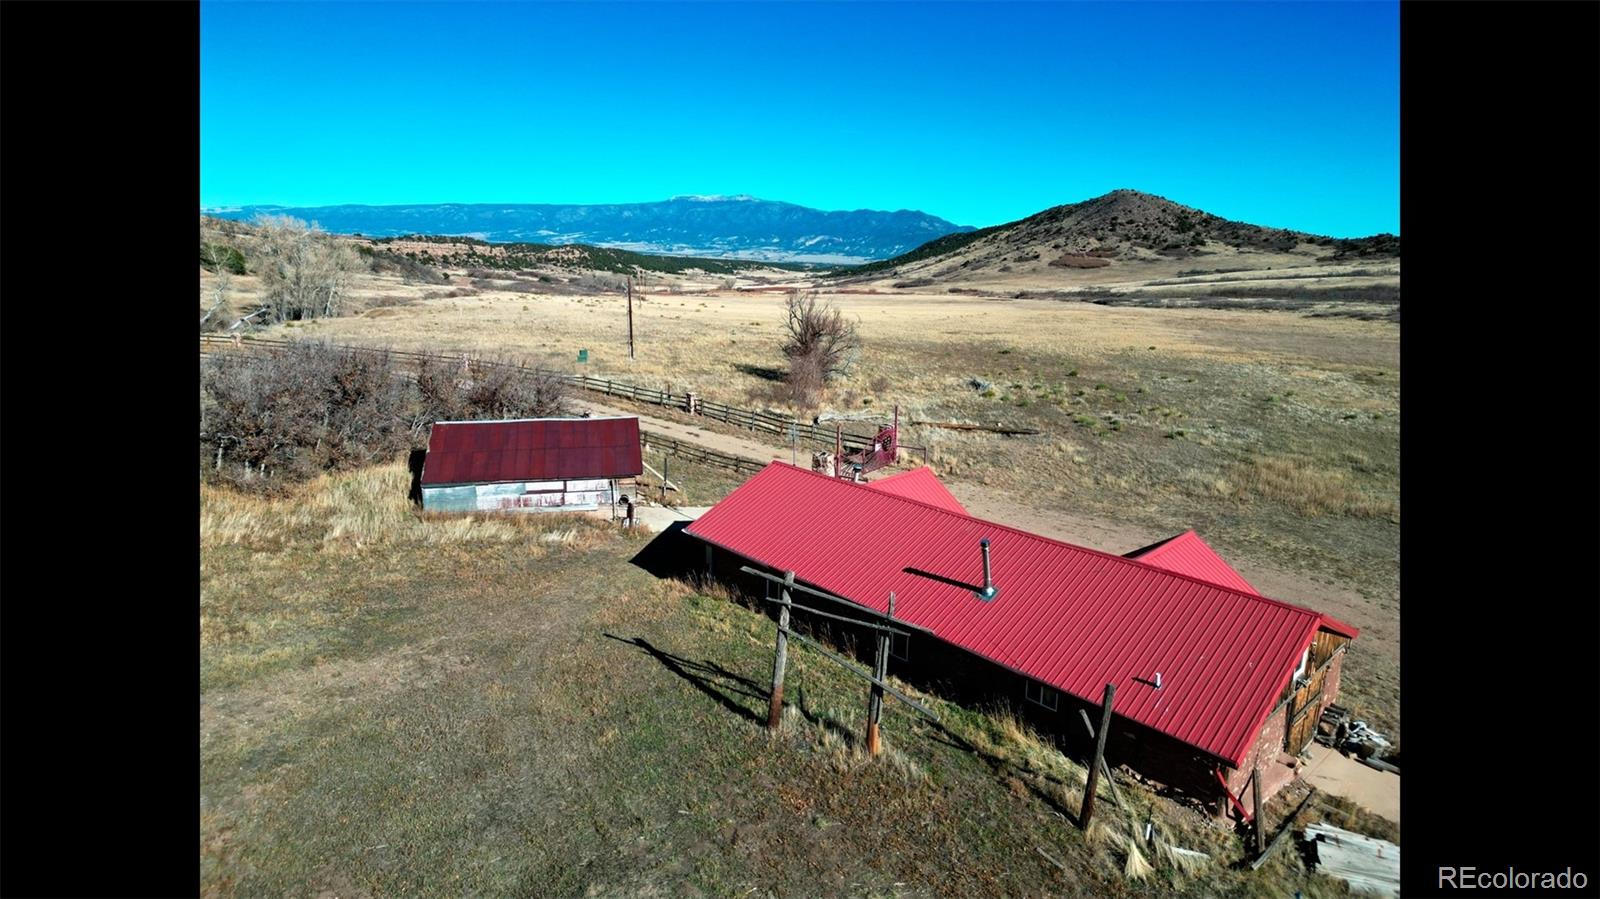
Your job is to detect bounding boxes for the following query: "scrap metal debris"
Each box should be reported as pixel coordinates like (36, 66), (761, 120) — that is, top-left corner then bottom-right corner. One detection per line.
(1302, 822), (1400, 897)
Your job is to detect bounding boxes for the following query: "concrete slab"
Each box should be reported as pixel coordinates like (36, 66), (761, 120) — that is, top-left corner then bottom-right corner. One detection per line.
(586, 503), (709, 533)
(1301, 744), (1399, 824)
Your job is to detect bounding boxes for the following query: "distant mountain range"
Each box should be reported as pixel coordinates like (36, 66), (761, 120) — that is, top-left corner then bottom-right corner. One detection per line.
(201, 196), (973, 264)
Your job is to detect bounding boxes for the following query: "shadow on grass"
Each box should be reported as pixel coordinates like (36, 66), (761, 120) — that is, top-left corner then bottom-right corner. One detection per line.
(603, 633), (767, 726)
(919, 718), (1085, 827)
(734, 363), (786, 383)
(789, 675), (1085, 827)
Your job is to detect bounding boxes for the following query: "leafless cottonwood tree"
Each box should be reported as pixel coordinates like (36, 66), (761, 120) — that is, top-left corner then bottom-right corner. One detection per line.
(200, 220), (240, 331)
(781, 289), (861, 405)
(250, 215), (362, 322)
(200, 262), (233, 332)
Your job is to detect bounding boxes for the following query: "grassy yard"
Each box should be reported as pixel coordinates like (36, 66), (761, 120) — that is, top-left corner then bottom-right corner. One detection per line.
(201, 463), (1391, 897)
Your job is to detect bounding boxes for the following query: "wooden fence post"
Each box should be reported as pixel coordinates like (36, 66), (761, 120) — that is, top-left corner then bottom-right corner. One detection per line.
(1077, 708), (1126, 811)
(1081, 683), (1115, 828)
(864, 592), (895, 755)
(768, 571), (796, 730)
(1252, 764), (1265, 855)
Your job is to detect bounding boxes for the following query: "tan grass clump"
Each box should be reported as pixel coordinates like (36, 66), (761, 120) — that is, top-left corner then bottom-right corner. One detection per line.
(1120, 825), (1154, 881)
(1229, 455), (1396, 518)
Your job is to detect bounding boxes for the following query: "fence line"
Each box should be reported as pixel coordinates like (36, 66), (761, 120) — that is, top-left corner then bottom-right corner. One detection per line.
(199, 334), (927, 465)
(639, 432), (771, 477)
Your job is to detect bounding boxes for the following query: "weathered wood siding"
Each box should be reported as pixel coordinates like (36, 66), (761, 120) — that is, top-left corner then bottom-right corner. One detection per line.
(422, 478), (615, 513)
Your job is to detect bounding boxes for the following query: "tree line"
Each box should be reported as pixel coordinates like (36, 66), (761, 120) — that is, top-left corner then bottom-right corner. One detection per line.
(201, 341), (568, 487)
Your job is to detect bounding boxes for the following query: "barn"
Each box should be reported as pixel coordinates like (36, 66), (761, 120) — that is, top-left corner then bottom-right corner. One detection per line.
(683, 462), (1358, 814)
(419, 416), (643, 513)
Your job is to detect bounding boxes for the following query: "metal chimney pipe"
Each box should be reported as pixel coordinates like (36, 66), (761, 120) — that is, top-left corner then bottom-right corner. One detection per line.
(976, 539), (999, 601)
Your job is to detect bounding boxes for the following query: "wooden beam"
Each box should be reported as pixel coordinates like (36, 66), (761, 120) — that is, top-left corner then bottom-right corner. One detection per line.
(1250, 787), (1317, 870)
(864, 592), (894, 756)
(1252, 764), (1266, 855)
(1080, 683), (1115, 828)
(756, 595), (911, 636)
(1078, 708), (1125, 810)
(639, 460), (680, 492)
(767, 571), (794, 730)
(781, 628), (940, 723)
(738, 566), (902, 623)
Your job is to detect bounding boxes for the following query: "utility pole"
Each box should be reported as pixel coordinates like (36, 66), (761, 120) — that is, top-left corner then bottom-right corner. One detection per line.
(627, 277), (636, 360)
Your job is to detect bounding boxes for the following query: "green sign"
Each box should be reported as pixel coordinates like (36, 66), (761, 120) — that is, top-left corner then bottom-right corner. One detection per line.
(577, 349), (589, 363)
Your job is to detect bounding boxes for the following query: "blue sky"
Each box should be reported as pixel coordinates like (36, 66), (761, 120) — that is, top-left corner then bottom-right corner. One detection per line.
(201, 2), (1399, 236)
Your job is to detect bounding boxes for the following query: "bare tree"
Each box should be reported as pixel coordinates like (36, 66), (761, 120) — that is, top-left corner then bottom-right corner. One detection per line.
(411, 354), (570, 443)
(200, 265), (233, 332)
(250, 215), (361, 323)
(200, 220), (242, 331)
(781, 289), (861, 398)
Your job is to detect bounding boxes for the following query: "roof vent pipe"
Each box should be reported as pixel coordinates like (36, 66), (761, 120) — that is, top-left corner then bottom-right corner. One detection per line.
(1154, 672), (1162, 690)
(975, 539), (1000, 602)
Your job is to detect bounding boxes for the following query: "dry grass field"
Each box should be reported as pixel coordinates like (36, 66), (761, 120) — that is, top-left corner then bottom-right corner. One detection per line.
(209, 263), (1399, 742)
(201, 465), (1395, 897)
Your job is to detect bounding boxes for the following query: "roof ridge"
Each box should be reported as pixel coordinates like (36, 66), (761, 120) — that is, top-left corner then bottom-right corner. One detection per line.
(766, 462), (1325, 623)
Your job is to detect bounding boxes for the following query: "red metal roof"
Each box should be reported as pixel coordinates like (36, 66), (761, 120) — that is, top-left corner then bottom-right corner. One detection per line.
(421, 417), (643, 486)
(686, 462), (1353, 767)
(866, 467), (969, 515)
(1125, 530), (1261, 596)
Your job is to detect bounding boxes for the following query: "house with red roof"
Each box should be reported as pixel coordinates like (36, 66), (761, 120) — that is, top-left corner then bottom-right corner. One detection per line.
(420, 416), (643, 513)
(684, 461), (1358, 813)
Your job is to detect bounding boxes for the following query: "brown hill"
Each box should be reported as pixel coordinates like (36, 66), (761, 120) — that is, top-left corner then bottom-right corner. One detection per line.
(838, 190), (1399, 284)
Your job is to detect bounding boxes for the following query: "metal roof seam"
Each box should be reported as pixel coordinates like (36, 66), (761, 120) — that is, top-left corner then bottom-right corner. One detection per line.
(769, 463), (1322, 620)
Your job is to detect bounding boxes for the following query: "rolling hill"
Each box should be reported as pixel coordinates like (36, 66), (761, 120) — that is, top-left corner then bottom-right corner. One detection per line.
(835, 189), (1399, 282)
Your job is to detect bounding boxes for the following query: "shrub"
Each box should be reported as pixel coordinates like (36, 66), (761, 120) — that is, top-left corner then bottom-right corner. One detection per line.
(781, 289), (861, 394)
(202, 342), (408, 484)
(200, 242), (248, 275)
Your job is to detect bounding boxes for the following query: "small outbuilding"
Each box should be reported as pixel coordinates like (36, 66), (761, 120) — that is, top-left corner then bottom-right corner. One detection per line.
(420, 416), (643, 513)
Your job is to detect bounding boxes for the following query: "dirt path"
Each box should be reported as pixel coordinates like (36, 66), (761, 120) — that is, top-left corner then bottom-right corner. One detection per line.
(579, 396), (1374, 621)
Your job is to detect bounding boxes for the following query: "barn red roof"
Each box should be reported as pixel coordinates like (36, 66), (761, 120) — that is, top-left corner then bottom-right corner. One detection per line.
(685, 462), (1355, 767)
(421, 417), (643, 486)
(866, 467), (969, 515)
(1125, 530), (1261, 596)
